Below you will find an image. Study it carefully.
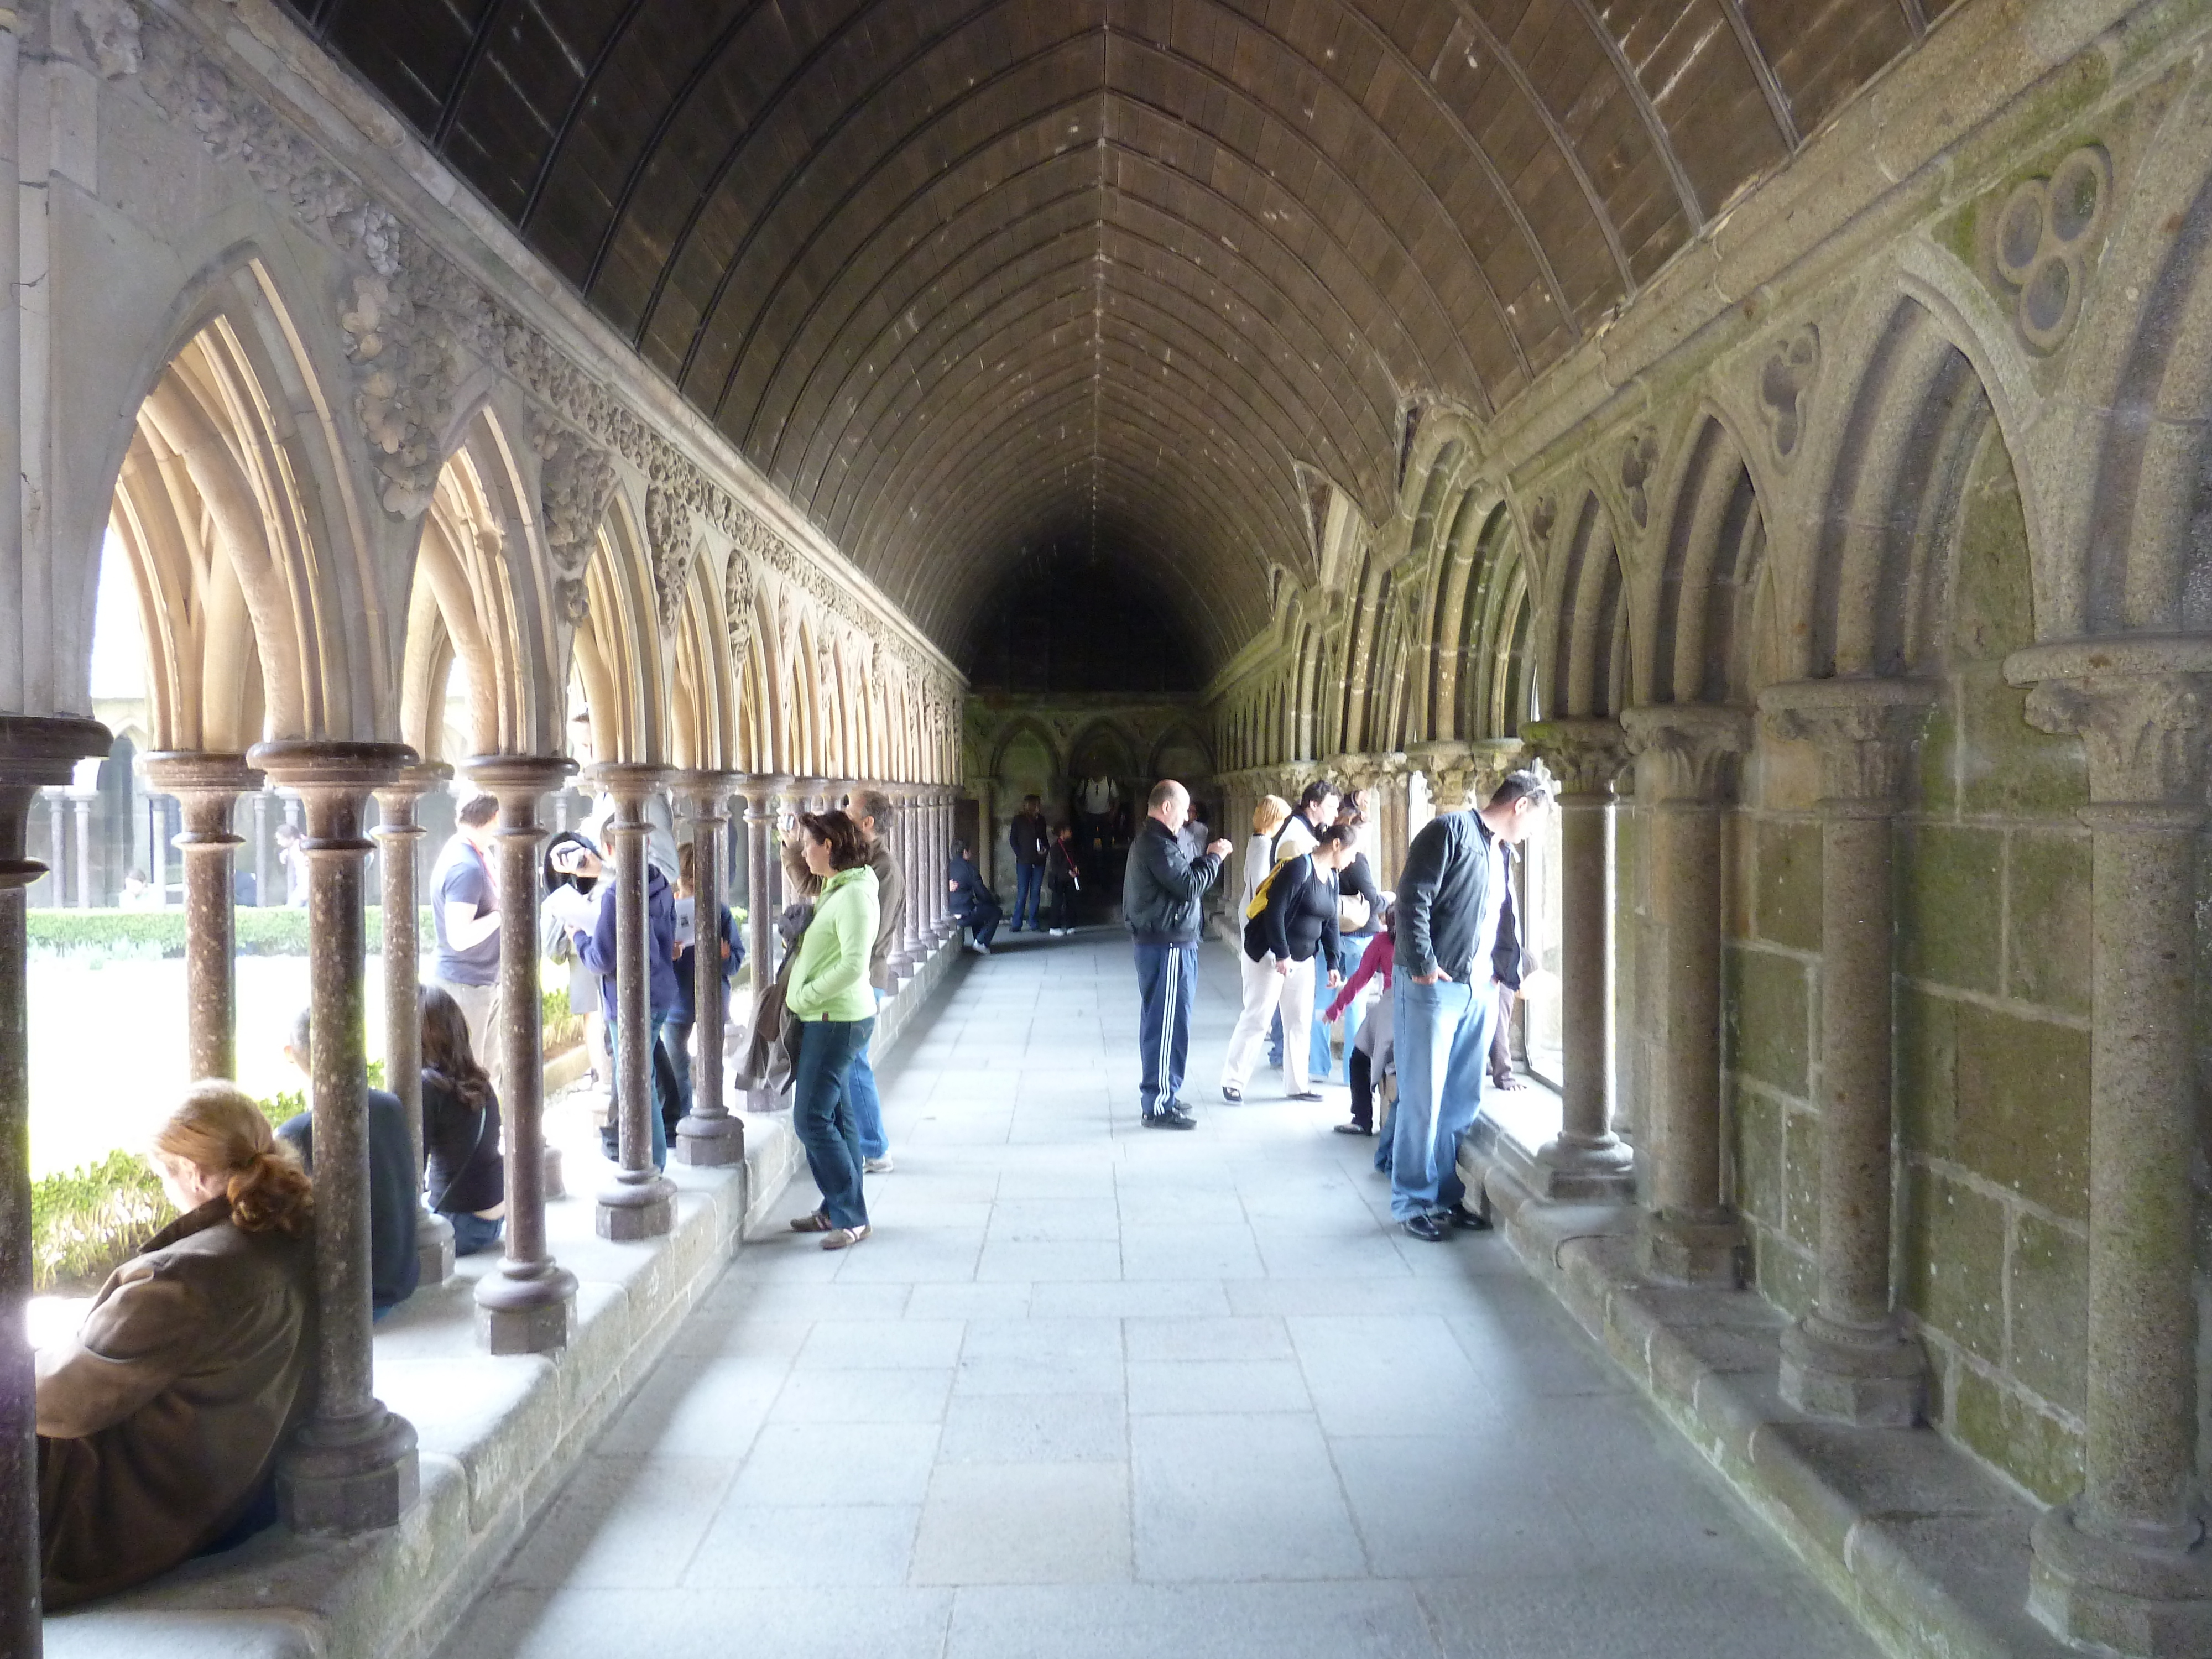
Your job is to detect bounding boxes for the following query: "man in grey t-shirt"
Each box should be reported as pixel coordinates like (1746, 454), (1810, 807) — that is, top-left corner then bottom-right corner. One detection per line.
(431, 794), (503, 1087)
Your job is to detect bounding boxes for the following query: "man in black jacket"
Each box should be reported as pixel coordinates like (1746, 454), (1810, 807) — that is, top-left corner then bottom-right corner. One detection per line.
(1123, 779), (1232, 1129)
(1008, 795), (1050, 933)
(1390, 770), (1552, 1240)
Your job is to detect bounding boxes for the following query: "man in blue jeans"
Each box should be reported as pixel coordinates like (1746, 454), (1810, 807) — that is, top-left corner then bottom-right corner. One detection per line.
(1008, 795), (1049, 931)
(1389, 770), (1552, 1241)
(1124, 780), (1232, 1129)
(844, 789), (907, 1172)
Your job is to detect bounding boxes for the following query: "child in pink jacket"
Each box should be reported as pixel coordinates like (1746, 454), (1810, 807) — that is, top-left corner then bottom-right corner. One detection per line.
(1324, 908), (1394, 1138)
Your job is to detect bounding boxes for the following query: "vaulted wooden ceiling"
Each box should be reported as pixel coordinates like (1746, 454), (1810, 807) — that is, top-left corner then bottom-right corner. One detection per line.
(281, 0), (1955, 669)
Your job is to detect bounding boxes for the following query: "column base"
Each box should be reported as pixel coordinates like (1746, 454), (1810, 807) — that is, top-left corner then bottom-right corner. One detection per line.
(277, 1405), (420, 1536)
(597, 1173), (677, 1239)
(2030, 1503), (2212, 1657)
(1778, 1312), (1926, 1426)
(1640, 1208), (1745, 1287)
(887, 950), (918, 979)
(475, 1261), (579, 1355)
(675, 1112), (745, 1166)
(416, 1209), (455, 1287)
(1531, 1131), (1636, 1202)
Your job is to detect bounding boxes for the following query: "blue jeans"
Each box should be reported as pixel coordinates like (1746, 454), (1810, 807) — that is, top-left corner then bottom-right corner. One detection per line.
(1011, 862), (1044, 930)
(1387, 978), (1493, 1221)
(963, 904), (1001, 949)
(448, 1211), (504, 1256)
(1308, 936), (1362, 1081)
(846, 990), (889, 1160)
(1134, 941), (1197, 1116)
(794, 1016), (876, 1229)
(661, 1017), (694, 1125)
(608, 1010), (679, 1170)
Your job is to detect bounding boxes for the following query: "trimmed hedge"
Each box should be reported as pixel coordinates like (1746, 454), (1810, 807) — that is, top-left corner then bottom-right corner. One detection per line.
(28, 906), (430, 961)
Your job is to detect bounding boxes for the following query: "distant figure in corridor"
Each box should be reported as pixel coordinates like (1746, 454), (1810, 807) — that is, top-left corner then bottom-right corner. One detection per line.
(1007, 794), (1049, 932)
(420, 984), (507, 1258)
(36, 1083), (317, 1609)
(785, 810), (881, 1249)
(1045, 823), (1082, 935)
(946, 839), (1001, 953)
(429, 794), (504, 1087)
(1389, 769), (1552, 1242)
(1124, 779), (1232, 1129)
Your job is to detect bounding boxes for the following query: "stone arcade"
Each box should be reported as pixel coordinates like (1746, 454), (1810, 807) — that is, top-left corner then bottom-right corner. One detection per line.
(2, 2), (2210, 1656)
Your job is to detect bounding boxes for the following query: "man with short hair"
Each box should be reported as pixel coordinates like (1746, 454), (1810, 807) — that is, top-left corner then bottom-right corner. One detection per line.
(946, 839), (1001, 953)
(1008, 794), (1049, 932)
(1389, 769), (1553, 1241)
(1124, 779), (1232, 1129)
(430, 794), (503, 1083)
(276, 1008), (421, 1318)
(844, 788), (905, 1173)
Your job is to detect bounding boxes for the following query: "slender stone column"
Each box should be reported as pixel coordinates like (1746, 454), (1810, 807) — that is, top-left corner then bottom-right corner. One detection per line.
(2005, 641), (2212, 1655)
(1758, 679), (1934, 1420)
(372, 763), (455, 1288)
(69, 787), (93, 907)
(253, 790), (272, 907)
(1522, 719), (1636, 1201)
(467, 757), (580, 1353)
(925, 792), (949, 938)
(0, 716), (110, 1655)
(143, 754), (260, 1082)
(676, 771), (743, 1166)
(593, 764), (677, 1239)
(1621, 705), (1752, 1285)
(248, 740), (420, 1536)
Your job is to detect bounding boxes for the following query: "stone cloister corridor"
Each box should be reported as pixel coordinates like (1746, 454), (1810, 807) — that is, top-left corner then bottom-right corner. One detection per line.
(6, 0), (2212, 1655)
(442, 932), (1876, 1659)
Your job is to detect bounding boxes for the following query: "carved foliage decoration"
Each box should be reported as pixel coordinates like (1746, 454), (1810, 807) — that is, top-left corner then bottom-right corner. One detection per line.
(645, 483), (695, 636)
(1756, 325), (1819, 461)
(724, 549), (754, 670)
(534, 420), (617, 625)
(75, 0), (143, 77)
(1981, 145), (2112, 357)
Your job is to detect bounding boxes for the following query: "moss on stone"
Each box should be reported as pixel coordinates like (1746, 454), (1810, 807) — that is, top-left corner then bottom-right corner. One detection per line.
(2010, 1213), (2089, 1417)
(1725, 942), (1809, 1097)
(1952, 1003), (2089, 1222)
(1950, 1365), (2084, 1507)
(1754, 818), (1822, 953)
(1748, 1225), (1817, 1321)
(2005, 830), (2092, 1016)
(1896, 984), (1959, 1162)
(1898, 822), (2004, 994)
(1957, 664), (2089, 817)
(1903, 1164), (2006, 1360)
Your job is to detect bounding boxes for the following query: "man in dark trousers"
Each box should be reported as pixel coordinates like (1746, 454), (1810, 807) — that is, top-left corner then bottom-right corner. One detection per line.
(1390, 769), (1552, 1240)
(277, 1008), (421, 1319)
(1007, 794), (1050, 933)
(1124, 779), (1232, 1129)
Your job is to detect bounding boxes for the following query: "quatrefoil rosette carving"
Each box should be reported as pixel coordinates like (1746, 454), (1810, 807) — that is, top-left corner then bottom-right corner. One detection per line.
(1985, 145), (2111, 356)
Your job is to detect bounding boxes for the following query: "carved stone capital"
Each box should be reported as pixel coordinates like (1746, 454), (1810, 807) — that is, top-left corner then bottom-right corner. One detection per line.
(1621, 705), (1751, 804)
(1758, 679), (1936, 807)
(2008, 637), (2212, 809)
(1525, 718), (1630, 798)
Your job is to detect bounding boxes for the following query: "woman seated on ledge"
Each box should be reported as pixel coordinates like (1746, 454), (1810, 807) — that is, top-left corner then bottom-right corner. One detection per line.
(36, 1083), (318, 1609)
(421, 984), (507, 1256)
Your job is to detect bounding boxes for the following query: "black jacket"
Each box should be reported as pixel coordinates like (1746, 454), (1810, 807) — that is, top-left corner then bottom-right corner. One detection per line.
(1394, 810), (1499, 983)
(1123, 817), (1223, 945)
(1245, 852), (1342, 966)
(278, 1086), (421, 1311)
(947, 854), (999, 921)
(1010, 812), (1050, 867)
(1337, 851), (1383, 936)
(421, 1071), (504, 1216)
(1490, 843), (1525, 988)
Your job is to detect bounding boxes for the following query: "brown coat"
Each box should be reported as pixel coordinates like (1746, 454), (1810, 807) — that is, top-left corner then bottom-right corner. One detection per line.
(866, 835), (907, 992)
(36, 1198), (317, 1608)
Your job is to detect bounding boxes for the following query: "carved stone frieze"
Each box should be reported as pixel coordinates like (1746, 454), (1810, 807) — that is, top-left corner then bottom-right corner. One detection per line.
(1620, 704), (1752, 803)
(1524, 717), (1630, 797)
(75, 0), (143, 77)
(645, 484), (696, 635)
(1758, 677), (1936, 806)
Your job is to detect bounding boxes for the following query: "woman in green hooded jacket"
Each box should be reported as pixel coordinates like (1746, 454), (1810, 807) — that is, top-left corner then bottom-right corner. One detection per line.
(784, 809), (882, 1248)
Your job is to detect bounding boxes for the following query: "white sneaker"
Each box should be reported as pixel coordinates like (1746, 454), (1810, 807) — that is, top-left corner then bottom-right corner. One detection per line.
(864, 1156), (894, 1173)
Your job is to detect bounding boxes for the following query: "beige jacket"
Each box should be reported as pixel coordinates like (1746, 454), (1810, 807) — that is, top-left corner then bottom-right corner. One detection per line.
(37, 1198), (317, 1608)
(867, 836), (908, 991)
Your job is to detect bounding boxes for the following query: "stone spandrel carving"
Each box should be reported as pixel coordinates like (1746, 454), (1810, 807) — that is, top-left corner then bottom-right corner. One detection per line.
(645, 484), (696, 635)
(341, 272), (459, 517)
(1979, 145), (2112, 357)
(724, 548), (754, 667)
(75, 0), (143, 77)
(1757, 325), (1819, 461)
(534, 420), (618, 625)
(1619, 430), (1658, 529)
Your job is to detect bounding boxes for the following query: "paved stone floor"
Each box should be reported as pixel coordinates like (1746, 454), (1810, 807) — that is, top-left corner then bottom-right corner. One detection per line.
(441, 930), (1880, 1659)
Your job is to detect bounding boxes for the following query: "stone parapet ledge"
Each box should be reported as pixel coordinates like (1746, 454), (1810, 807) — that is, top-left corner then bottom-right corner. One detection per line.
(1460, 1126), (2077, 1659)
(40, 930), (963, 1659)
